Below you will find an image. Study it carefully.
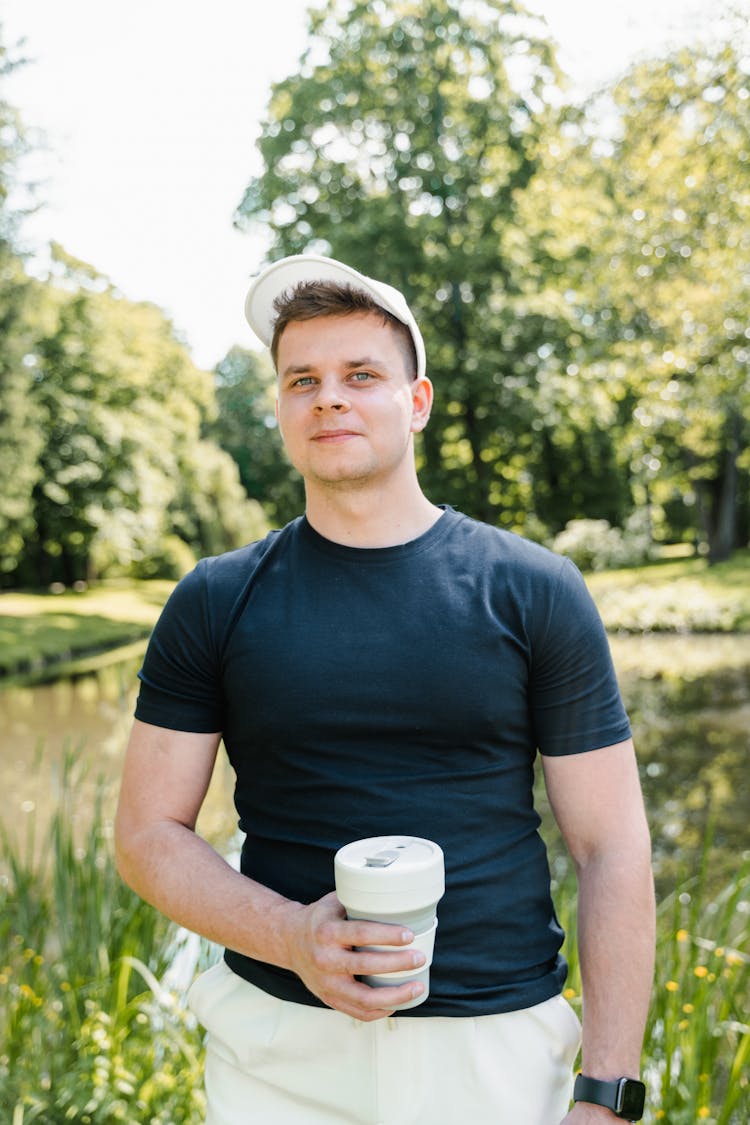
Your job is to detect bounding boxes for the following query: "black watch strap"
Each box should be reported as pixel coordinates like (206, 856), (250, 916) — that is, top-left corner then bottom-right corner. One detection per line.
(573, 1074), (646, 1121)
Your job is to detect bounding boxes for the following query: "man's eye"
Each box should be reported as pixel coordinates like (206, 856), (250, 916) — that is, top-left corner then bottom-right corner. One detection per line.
(292, 376), (316, 388)
(350, 370), (374, 382)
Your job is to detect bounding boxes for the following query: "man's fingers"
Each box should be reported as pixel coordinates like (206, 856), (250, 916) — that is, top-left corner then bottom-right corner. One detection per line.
(348, 946), (426, 976)
(331, 978), (426, 1021)
(331, 916), (416, 949)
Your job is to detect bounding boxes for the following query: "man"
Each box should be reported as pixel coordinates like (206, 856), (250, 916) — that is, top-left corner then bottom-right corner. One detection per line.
(115, 255), (655, 1125)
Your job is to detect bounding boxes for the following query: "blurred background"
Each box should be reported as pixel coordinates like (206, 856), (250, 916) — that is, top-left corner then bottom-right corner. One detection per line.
(0, 4), (748, 1122)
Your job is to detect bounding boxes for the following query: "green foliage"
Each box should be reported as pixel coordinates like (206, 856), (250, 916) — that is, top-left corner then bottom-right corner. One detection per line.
(555, 852), (750, 1125)
(0, 243), (269, 588)
(3, 10), (750, 574)
(127, 534), (197, 582)
(0, 750), (206, 1122)
(552, 512), (654, 572)
(236, 0), (624, 533)
(207, 347), (305, 527)
(169, 438), (270, 559)
(0, 37), (44, 579)
(233, 0), (750, 556)
(575, 24), (750, 561)
(646, 859), (750, 1123)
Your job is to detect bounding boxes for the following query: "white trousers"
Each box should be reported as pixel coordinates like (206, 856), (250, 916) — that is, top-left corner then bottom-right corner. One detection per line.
(187, 961), (581, 1125)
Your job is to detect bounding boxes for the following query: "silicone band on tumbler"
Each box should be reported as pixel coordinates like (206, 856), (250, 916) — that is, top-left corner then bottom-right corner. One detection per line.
(359, 918), (438, 984)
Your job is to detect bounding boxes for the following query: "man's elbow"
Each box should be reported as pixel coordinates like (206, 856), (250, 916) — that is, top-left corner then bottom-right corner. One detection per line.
(113, 806), (150, 893)
(571, 814), (653, 876)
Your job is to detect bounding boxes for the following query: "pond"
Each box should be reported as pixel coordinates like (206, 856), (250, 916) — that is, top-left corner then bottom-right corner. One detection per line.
(0, 646), (236, 867)
(1, 634), (748, 898)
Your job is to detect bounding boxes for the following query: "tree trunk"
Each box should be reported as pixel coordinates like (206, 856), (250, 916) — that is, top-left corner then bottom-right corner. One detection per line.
(707, 410), (742, 564)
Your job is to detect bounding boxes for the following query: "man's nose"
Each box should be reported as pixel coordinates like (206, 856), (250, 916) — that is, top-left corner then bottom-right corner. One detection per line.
(314, 379), (350, 412)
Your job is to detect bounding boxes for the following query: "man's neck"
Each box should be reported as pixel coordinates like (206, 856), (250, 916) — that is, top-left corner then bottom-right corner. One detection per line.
(304, 486), (442, 548)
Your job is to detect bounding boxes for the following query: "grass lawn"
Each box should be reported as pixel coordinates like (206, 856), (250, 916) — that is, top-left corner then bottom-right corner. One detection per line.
(584, 549), (750, 634)
(0, 580), (175, 678)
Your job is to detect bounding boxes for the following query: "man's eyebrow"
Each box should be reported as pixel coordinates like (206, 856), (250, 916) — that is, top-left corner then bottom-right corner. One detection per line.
(343, 356), (383, 369)
(281, 356), (386, 378)
(281, 363), (314, 378)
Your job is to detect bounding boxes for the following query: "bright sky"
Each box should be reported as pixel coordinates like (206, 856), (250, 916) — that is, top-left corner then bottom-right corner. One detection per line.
(3, 0), (719, 369)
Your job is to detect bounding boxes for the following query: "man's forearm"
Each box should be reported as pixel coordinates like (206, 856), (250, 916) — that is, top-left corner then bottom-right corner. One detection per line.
(116, 818), (302, 968)
(575, 842), (655, 1078)
(115, 817), (427, 1018)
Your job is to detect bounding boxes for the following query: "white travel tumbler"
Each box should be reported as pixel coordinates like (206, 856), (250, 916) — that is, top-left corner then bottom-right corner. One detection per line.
(334, 835), (445, 1010)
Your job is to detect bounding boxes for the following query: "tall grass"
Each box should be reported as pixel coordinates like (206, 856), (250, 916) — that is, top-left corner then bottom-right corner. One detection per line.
(556, 843), (750, 1125)
(1, 752), (747, 1124)
(0, 748), (206, 1123)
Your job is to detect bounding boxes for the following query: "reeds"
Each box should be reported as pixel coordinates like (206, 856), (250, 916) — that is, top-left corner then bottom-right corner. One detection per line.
(557, 841), (750, 1125)
(0, 748), (206, 1123)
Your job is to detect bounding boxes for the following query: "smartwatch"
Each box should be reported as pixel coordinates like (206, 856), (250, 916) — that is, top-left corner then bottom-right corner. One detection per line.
(573, 1074), (646, 1121)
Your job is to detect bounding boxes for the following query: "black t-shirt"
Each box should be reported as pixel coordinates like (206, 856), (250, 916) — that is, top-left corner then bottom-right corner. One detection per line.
(135, 508), (631, 1016)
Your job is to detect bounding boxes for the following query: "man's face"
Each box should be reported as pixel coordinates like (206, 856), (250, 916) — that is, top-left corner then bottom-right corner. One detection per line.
(275, 311), (432, 492)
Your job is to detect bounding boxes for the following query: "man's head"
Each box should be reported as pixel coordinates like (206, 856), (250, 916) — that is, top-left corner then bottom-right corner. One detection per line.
(244, 255), (426, 381)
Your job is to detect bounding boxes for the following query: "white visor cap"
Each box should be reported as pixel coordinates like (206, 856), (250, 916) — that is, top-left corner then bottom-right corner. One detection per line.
(244, 254), (426, 380)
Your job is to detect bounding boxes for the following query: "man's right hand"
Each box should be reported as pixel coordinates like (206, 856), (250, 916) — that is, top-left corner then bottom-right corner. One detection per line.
(279, 890), (426, 1020)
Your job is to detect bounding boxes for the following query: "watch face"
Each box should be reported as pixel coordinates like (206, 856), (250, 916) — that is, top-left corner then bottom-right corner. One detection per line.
(619, 1080), (646, 1117)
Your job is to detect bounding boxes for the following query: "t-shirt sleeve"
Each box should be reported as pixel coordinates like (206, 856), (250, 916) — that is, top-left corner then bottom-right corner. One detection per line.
(134, 559), (225, 733)
(531, 557), (631, 756)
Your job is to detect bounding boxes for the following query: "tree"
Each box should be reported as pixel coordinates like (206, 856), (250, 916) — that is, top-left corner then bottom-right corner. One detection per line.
(11, 246), (267, 586)
(208, 347), (304, 527)
(235, 0), (622, 533)
(577, 26), (750, 559)
(170, 438), (269, 561)
(0, 29), (43, 580)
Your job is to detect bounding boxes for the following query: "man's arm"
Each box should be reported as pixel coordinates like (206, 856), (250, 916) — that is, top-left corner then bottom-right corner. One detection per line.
(114, 719), (426, 1020)
(542, 738), (655, 1124)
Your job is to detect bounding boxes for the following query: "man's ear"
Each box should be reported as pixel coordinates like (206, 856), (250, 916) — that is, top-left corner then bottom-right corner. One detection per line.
(410, 374), (433, 433)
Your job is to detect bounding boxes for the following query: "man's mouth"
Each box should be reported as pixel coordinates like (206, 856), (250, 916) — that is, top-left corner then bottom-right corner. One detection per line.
(311, 429), (360, 442)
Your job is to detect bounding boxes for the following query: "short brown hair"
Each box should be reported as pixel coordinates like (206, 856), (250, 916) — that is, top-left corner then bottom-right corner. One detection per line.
(270, 281), (418, 380)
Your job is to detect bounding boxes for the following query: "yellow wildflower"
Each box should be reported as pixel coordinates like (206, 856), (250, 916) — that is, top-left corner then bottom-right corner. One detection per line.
(665, 980), (679, 992)
(676, 929), (688, 942)
(682, 1003), (694, 1014)
(694, 965), (708, 978)
(563, 988), (577, 1000)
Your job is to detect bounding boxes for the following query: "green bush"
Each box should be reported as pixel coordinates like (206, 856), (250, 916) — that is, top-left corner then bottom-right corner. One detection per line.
(552, 513), (654, 572)
(128, 535), (197, 581)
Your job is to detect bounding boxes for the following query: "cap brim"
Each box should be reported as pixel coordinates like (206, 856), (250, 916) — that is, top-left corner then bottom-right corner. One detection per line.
(244, 254), (426, 378)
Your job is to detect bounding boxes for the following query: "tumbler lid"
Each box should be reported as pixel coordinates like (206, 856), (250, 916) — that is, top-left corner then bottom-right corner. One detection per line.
(334, 836), (445, 909)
